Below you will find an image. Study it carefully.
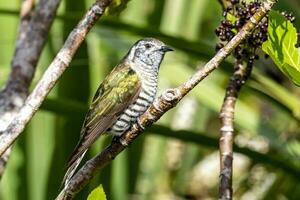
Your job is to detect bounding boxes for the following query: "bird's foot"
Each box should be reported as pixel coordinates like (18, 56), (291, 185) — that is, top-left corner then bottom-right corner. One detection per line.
(137, 118), (145, 131)
(112, 135), (122, 144)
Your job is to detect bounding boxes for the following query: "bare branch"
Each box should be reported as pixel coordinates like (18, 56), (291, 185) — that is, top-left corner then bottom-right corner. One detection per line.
(218, 60), (253, 200)
(0, 0), (112, 155)
(0, 0), (61, 177)
(7, 0), (61, 93)
(57, 0), (277, 198)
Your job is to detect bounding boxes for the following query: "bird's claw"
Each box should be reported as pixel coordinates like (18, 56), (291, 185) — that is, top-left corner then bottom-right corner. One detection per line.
(137, 118), (145, 131)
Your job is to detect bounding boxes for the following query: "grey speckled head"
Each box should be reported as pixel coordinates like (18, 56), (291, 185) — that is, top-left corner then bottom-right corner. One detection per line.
(126, 38), (173, 68)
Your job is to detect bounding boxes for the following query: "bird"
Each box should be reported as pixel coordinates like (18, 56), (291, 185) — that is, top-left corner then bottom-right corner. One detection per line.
(62, 38), (173, 186)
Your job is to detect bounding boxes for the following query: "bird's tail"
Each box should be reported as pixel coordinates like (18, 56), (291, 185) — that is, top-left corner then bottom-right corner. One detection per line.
(61, 150), (87, 187)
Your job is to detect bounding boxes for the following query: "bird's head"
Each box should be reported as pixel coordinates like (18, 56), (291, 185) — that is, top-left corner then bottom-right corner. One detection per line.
(127, 38), (173, 68)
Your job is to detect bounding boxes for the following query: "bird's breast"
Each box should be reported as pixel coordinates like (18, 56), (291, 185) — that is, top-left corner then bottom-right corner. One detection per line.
(109, 81), (157, 136)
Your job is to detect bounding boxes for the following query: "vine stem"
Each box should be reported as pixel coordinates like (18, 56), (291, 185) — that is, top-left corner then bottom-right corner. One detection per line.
(57, 0), (277, 199)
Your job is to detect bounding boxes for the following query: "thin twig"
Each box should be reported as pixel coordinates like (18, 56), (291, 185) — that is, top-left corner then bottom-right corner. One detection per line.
(0, 0), (113, 155)
(218, 60), (253, 200)
(57, 0), (277, 198)
(0, 0), (61, 178)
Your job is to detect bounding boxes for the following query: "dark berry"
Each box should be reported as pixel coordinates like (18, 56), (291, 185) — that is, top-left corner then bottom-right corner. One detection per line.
(231, 0), (239, 5)
(281, 11), (296, 22)
(215, 0), (295, 64)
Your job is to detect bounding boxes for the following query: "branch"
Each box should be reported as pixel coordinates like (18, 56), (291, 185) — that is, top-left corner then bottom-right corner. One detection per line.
(0, 0), (34, 178)
(0, 0), (61, 177)
(57, 0), (277, 198)
(0, 0), (61, 115)
(0, 0), (33, 133)
(38, 98), (300, 178)
(218, 60), (253, 200)
(0, 0), (113, 155)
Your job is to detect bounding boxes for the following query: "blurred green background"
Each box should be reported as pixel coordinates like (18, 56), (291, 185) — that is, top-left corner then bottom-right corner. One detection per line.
(0, 0), (300, 199)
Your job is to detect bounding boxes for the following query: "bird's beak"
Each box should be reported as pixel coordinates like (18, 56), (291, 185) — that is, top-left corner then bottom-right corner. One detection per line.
(160, 45), (174, 52)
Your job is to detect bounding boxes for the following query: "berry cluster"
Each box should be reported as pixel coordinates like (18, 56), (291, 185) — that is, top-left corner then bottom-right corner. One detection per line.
(281, 11), (296, 22)
(215, 0), (295, 65)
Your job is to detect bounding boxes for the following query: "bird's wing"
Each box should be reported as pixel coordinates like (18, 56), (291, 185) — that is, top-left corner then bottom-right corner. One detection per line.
(66, 63), (141, 170)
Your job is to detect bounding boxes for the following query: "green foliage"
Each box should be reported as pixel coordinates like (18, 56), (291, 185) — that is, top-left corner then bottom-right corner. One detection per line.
(1, 0), (300, 200)
(262, 10), (300, 86)
(226, 13), (237, 23)
(87, 185), (107, 200)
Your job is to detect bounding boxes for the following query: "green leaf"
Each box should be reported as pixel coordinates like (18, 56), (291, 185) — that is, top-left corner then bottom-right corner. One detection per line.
(226, 13), (237, 34)
(87, 185), (107, 200)
(226, 13), (237, 23)
(262, 10), (300, 86)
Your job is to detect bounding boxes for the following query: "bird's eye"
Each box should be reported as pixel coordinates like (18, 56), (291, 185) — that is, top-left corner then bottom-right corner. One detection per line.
(145, 44), (151, 49)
